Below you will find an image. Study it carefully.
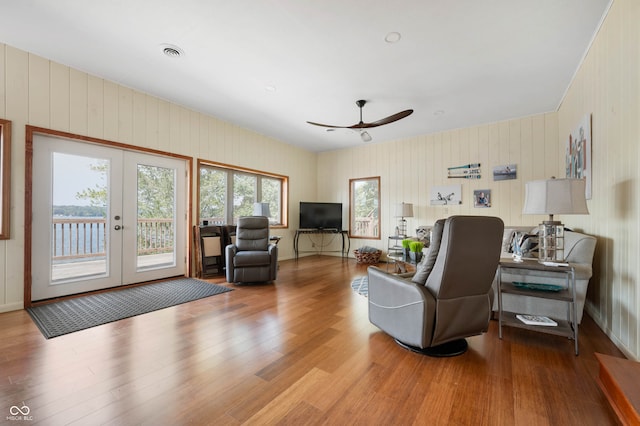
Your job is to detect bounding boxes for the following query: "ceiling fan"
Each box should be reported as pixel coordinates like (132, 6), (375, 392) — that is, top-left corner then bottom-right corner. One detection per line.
(307, 100), (414, 142)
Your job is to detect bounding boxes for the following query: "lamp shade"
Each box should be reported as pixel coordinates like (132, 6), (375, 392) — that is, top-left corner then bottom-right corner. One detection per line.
(395, 202), (414, 218)
(523, 178), (589, 215)
(253, 202), (271, 217)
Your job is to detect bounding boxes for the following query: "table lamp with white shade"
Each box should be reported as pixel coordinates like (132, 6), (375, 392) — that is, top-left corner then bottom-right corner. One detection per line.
(395, 202), (413, 237)
(522, 178), (589, 262)
(253, 202), (271, 218)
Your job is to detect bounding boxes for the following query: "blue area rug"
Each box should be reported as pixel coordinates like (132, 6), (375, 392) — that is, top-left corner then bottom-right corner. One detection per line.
(28, 278), (233, 339)
(351, 276), (368, 297)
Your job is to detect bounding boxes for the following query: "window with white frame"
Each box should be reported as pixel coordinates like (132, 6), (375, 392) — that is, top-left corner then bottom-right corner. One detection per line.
(198, 161), (287, 227)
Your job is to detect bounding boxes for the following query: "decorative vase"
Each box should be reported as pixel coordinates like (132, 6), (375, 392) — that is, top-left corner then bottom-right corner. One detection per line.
(403, 248), (411, 261)
(409, 251), (422, 263)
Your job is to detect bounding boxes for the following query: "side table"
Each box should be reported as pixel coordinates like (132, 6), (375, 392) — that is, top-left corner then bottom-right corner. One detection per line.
(387, 235), (412, 272)
(497, 258), (578, 355)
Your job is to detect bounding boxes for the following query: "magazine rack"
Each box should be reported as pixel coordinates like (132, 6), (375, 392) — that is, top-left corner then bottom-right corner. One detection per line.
(497, 258), (578, 355)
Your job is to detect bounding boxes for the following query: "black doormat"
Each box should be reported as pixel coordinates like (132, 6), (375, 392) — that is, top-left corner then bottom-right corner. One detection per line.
(27, 278), (233, 339)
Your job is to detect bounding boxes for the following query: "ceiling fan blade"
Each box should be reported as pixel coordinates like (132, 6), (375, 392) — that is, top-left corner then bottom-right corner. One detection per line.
(306, 121), (351, 129)
(353, 109), (414, 129)
(307, 101), (413, 131)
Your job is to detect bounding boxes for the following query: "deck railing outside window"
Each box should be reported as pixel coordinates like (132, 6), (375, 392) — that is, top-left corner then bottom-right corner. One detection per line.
(354, 217), (379, 238)
(52, 218), (174, 261)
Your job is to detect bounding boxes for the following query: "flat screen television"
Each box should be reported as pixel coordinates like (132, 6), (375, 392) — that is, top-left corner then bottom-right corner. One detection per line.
(299, 202), (343, 230)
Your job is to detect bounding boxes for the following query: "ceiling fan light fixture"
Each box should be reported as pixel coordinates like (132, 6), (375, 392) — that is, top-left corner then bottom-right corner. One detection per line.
(360, 130), (372, 142)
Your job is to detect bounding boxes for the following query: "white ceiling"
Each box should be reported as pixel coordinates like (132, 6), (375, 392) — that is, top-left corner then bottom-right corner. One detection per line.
(0, 0), (611, 152)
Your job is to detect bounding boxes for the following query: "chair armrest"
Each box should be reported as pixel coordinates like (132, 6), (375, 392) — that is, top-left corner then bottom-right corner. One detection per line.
(368, 266), (432, 305)
(367, 266), (436, 348)
(396, 272), (415, 279)
(225, 244), (237, 282)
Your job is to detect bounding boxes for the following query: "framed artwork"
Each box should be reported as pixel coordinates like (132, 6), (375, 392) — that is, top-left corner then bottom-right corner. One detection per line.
(566, 114), (592, 199)
(430, 184), (462, 205)
(474, 190), (491, 208)
(493, 164), (517, 181)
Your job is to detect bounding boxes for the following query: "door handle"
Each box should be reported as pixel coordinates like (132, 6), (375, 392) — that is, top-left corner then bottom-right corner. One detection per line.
(114, 225), (122, 230)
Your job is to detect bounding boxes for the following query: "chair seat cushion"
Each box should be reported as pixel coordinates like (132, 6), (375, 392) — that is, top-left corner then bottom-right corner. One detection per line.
(233, 250), (272, 267)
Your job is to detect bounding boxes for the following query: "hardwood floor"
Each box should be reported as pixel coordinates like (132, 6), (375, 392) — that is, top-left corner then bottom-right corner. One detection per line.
(0, 256), (624, 425)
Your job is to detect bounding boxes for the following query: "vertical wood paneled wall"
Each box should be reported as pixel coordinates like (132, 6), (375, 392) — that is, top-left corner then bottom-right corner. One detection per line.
(558, 0), (640, 360)
(317, 112), (559, 242)
(0, 43), (317, 312)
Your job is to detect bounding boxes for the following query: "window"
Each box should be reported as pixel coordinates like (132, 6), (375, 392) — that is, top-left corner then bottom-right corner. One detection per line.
(0, 119), (11, 240)
(349, 176), (380, 239)
(198, 160), (288, 227)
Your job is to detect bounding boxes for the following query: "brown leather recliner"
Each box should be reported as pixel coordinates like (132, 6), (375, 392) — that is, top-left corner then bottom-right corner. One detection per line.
(368, 215), (504, 356)
(226, 216), (278, 284)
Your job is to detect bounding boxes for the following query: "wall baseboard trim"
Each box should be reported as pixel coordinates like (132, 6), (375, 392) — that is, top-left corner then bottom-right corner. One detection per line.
(586, 304), (638, 362)
(0, 301), (24, 313)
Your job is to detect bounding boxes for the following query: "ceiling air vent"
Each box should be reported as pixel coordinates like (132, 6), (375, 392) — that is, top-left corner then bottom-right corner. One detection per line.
(161, 44), (183, 58)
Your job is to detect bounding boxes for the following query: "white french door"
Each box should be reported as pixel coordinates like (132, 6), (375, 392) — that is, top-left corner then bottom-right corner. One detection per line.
(31, 135), (187, 301)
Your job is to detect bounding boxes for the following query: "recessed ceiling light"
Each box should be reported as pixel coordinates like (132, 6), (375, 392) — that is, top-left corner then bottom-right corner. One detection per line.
(265, 85), (277, 92)
(434, 110), (445, 116)
(385, 32), (401, 43)
(161, 44), (184, 58)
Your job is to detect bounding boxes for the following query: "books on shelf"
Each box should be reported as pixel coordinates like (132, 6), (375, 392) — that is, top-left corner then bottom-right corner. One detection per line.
(516, 314), (558, 326)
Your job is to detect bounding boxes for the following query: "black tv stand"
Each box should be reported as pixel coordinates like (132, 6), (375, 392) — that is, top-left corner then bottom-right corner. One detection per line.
(294, 229), (350, 260)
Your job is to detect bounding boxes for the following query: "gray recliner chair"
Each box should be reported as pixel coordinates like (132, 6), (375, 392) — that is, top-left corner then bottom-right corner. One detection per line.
(226, 216), (278, 284)
(368, 215), (504, 356)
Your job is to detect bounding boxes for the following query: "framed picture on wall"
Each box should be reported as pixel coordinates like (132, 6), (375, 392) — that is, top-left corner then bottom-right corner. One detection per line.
(473, 190), (491, 208)
(430, 184), (462, 205)
(493, 164), (517, 181)
(566, 114), (592, 199)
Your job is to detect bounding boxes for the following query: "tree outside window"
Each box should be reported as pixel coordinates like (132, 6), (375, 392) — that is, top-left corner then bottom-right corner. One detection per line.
(233, 173), (257, 222)
(198, 161), (287, 227)
(349, 177), (380, 239)
(199, 168), (226, 223)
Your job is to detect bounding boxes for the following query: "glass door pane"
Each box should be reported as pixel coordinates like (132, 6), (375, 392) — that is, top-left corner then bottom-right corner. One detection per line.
(135, 164), (176, 270)
(52, 153), (109, 281)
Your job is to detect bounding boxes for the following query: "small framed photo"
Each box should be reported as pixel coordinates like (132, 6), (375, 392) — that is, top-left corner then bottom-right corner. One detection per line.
(474, 190), (491, 208)
(493, 164), (517, 181)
